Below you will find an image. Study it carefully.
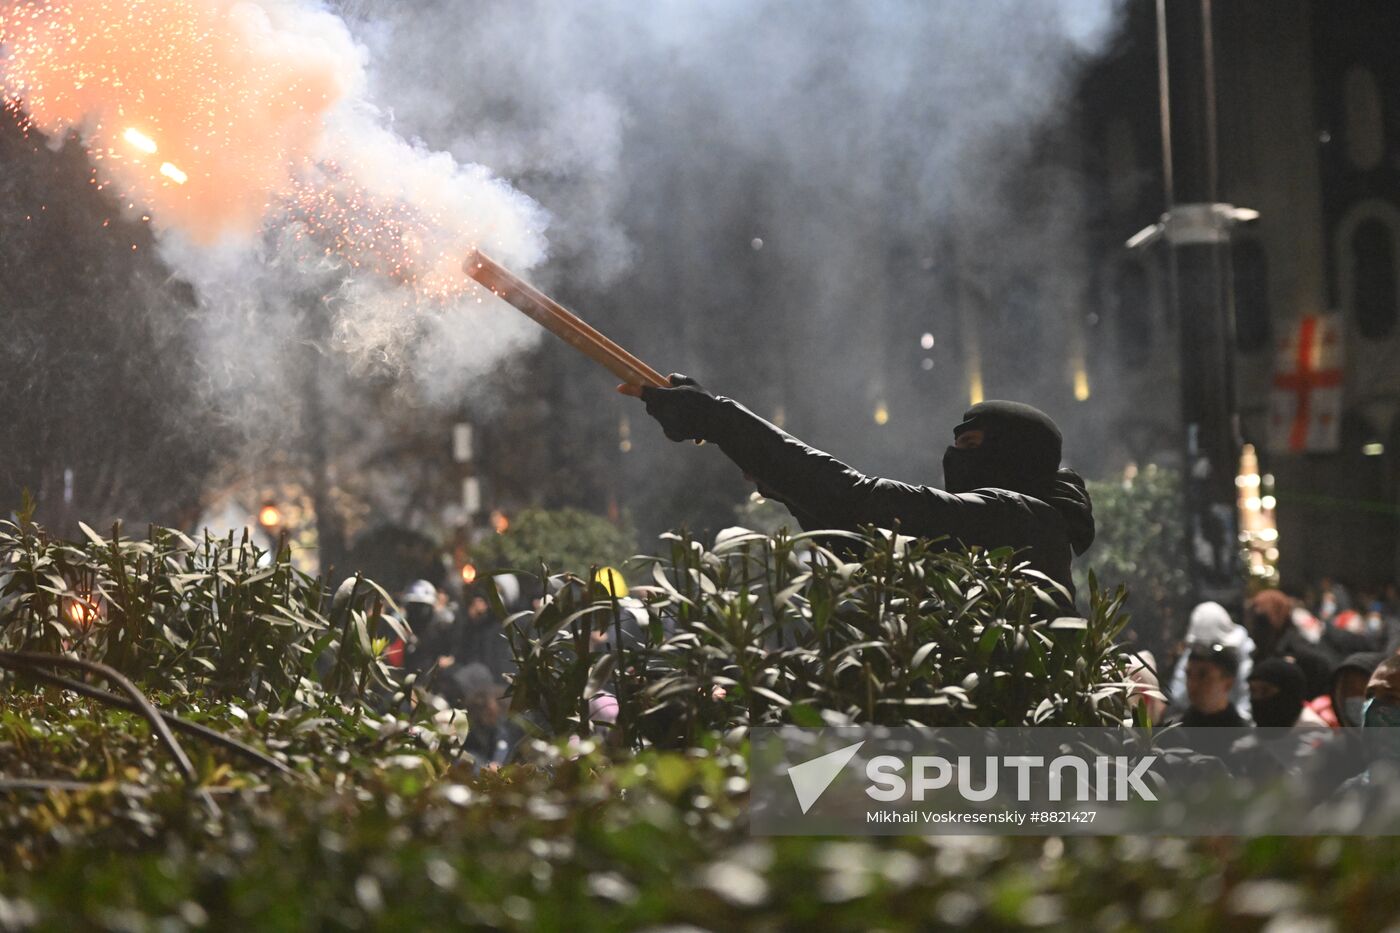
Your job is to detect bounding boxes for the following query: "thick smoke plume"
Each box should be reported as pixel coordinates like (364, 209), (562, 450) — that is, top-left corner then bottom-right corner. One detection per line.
(3, 0), (1126, 538)
(0, 0), (549, 425)
(340, 0), (1126, 530)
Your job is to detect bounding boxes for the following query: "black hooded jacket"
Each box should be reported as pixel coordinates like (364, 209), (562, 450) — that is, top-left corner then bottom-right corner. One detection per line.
(702, 397), (1095, 608)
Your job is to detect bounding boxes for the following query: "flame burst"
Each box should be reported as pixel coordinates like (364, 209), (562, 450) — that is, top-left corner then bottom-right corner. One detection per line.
(0, 0), (344, 237)
(0, 0), (522, 299)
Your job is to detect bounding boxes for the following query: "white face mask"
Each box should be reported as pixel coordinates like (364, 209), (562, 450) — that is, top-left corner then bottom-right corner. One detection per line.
(1344, 695), (1366, 727)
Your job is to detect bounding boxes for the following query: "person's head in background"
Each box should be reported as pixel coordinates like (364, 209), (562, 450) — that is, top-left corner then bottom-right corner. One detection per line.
(401, 579), (438, 632)
(1184, 601), (1239, 648)
(467, 595), (491, 621)
(1186, 644), (1239, 715)
(1247, 589), (1296, 656)
(457, 662), (503, 729)
(1332, 652), (1385, 727)
(1361, 653), (1400, 768)
(1126, 651), (1166, 723)
(1248, 658), (1307, 728)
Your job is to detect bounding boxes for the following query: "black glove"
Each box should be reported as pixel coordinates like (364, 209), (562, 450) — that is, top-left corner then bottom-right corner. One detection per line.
(639, 374), (719, 442)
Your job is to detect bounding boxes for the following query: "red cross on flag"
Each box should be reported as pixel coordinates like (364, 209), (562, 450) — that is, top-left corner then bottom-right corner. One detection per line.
(1269, 314), (1344, 453)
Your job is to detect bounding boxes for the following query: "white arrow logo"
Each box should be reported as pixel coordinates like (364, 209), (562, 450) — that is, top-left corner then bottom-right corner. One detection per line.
(786, 740), (865, 814)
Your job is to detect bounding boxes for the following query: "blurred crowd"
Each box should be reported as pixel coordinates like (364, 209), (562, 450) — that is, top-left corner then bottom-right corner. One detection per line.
(384, 565), (1400, 786)
(384, 576), (524, 769)
(1126, 580), (1400, 789)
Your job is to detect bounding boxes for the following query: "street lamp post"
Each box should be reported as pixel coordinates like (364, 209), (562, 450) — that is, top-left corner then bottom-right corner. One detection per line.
(1128, 0), (1252, 611)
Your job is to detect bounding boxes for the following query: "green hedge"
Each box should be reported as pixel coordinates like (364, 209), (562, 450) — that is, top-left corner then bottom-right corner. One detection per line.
(507, 528), (1134, 747)
(1, 518), (1393, 930)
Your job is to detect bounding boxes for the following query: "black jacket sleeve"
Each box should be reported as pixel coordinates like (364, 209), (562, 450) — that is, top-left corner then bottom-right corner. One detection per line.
(707, 397), (1003, 544)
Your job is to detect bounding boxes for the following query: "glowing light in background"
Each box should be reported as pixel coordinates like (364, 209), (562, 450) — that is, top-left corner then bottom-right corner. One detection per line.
(122, 127), (158, 154)
(1237, 444), (1279, 584)
(460, 563), (478, 585)
(1073, 366), (1090, 401)
(159, 162), (188, 184)
(490, 510), (509, 534)
(258, 504), (282, 528)
(873, 401), (890, 426)
(969, 370), (985, 406)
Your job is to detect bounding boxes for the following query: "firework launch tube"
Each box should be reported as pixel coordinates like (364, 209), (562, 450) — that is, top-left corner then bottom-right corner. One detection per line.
(465, 250), (668, 389)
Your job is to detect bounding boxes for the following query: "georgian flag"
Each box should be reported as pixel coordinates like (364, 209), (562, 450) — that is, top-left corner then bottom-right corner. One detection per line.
(1269, 314), (1344, 453)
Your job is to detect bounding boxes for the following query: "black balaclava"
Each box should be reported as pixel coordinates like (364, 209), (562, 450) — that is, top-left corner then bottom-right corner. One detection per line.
(1249, 658), (1307, 728)
(942, 400), (1096, 556)
(943, 400), (1063, 495)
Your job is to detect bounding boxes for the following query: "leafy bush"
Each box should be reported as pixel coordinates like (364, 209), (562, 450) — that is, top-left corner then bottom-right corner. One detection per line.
(0, 514), (404, 708)
(1076, 465), (1193, 655)
(507, 528), (1133, 747)
(470, 507), (636, 577)
(8, 517), (1390, 931)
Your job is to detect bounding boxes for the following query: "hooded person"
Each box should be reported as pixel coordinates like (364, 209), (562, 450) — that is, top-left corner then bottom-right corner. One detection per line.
(1248, 658), (1329, 731)
(396, 579), (443, 674)
(627, 376), (1094, 608)
(1328, 651), (1386, 728)
(1168, 601), (1255, 719)
(1247, 589), (1334, 699)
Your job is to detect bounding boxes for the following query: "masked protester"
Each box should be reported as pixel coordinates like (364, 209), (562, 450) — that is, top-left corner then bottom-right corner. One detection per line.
(1246, 589), (1333, 698)
(1332, 653), (1400, 789)
(1326, 652), (1384, 728)
(400, 579), (450, 676)
(1248, 658), (1329, 731)
(627, 376), (1094, 608)
(1304, 652), (1388, 790)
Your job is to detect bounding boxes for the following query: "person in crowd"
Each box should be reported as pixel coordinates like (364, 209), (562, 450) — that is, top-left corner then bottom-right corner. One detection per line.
(1361, 654), (1400, 765)
(1165, 645), (1248, 759)
(401, 579), (460, 681)
(1313, 576), (1352, 627)
(1320, 607), (1377, 661)
(453, 663), (520, 770)
(1334, 652), (1400, 790)
(1247, 589), (1333, 699)
(1315, 651), (1385, 728)
(1171, 645), (1247, 727)
(1226, 658), (1333, 784)
(1125, 651), (1167, 724)
(1296, 652), (1388, 792)
(626, 378), (1094, 609)
(1169, 601), (1254, 720)
(456, 585), (515, 681)
(1247, 658), (1328, 732)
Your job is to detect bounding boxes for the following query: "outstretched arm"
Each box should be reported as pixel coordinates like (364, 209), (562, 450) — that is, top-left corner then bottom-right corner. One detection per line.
(624, 375), (976, 538)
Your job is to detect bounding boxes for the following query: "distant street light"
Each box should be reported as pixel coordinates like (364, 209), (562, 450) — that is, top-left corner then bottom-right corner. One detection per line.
(258, 503), (282, 530)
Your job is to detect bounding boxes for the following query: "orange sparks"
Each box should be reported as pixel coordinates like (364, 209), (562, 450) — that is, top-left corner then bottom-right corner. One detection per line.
(0, 0), (521, 303)
(0, 0), (349, 239)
